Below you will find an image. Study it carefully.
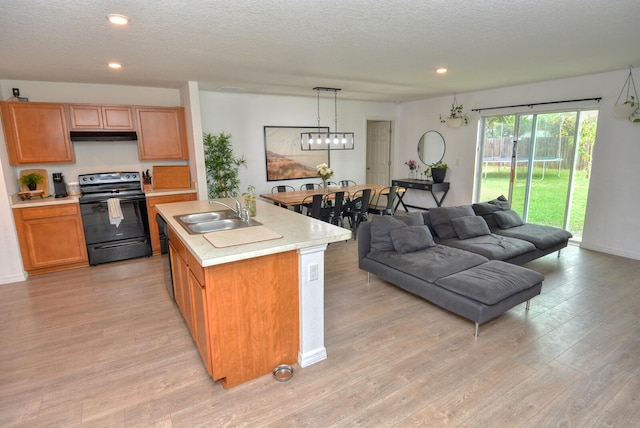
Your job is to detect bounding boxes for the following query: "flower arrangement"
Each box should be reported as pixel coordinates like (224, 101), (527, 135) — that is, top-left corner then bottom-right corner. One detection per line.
(405, 159), (417, 170)
(316, 163), (334, 181)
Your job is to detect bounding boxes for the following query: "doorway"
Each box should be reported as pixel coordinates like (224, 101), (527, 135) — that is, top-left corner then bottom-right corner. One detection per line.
(477, 109), (598, 240)
(366, 120), (393, 185)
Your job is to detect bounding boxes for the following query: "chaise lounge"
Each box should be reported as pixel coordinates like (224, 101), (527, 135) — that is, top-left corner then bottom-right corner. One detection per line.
(357, 200), (572, 335)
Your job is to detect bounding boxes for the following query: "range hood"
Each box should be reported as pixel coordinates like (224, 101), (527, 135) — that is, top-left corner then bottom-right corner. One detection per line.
(70, 131), (138, 142)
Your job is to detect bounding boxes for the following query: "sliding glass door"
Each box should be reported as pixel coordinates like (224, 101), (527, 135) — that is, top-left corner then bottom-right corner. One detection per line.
(477, 109), (598, 239)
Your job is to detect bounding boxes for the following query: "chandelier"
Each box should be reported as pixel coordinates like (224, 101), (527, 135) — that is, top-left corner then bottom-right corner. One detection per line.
(300, 87), (355, 160)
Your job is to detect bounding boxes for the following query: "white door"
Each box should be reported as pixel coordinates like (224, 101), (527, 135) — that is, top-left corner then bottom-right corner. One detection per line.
(366, 120), (392, 185)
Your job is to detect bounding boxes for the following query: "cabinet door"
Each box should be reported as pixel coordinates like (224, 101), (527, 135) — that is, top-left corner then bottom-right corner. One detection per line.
(13, 204), (88, 274)
(68, 104), (134, 130)
(136, 107), (189, 160)
(68, 104), (103, 129)
(189, 269), (212, 376)
(169, 240), (193, 332)
(102, 106), (134, 130)
(1, 102), (74, 165)
(146, 193), (196, 255)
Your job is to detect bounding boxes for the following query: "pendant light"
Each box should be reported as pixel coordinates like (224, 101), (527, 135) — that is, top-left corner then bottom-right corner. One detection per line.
(300, 87), (354, 165)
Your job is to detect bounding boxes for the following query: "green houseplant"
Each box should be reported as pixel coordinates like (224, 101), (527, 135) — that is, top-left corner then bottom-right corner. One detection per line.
(203, 132), (247, 198)
(19, 172), (44, 191)
(429, 160), (448, 183)
(440, 96), (469, 128)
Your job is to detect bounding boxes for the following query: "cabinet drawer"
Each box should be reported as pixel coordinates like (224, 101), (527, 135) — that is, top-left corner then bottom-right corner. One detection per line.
(18, 203), (79, 220)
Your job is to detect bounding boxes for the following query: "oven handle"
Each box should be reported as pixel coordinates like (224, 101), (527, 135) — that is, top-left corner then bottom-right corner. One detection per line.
(93, 239), (149, 250)
(80, 195), (146, 204)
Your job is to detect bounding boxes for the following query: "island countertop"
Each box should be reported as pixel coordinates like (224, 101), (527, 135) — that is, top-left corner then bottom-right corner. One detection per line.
(156, 198), (352, 267)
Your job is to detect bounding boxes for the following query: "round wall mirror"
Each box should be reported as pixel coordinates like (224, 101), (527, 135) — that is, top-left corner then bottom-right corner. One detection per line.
(417, 130), (445, 165)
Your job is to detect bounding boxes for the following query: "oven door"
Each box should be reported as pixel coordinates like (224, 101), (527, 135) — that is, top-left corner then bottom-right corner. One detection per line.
(80, 195), (152, 265)
(81, 196), (150, 244)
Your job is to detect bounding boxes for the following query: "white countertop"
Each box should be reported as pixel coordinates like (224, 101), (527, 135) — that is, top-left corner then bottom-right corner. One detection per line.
(156, 198), (352, 267)
(10, 193), (80, 208)
(145, 188), (197, 197)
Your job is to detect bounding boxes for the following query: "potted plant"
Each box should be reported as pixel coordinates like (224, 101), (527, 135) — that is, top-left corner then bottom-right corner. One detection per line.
(440, 96), (469, 128)
(612, 67), (640, 123)
(19, 172), (44, 191)
(429, 160), (448, 183)
(203, 132), (247, 198)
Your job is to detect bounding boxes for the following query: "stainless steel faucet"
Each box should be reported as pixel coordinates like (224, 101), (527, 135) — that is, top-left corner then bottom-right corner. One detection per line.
(209, 198), (249, 221)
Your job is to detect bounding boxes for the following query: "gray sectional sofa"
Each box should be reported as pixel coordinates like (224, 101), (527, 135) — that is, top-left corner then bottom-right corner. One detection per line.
(357, 198), (572, 335)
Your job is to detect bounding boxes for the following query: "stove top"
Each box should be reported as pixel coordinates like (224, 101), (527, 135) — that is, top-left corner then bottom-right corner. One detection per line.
(79, 172), (144, 201)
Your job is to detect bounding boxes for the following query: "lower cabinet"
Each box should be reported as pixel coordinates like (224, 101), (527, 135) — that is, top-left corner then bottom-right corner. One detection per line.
(13, 203), (89, 275)
(146, 193), (196, 255)
(167, 228), (299, 387)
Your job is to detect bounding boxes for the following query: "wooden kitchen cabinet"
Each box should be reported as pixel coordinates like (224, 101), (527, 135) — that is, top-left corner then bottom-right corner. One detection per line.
(13, 203), (89, 275)
(1, 101), (75, 165)
(146, 193), (196, 255)
(68, 104), (134, 130)
(166, 227), (298, 387)
(169, 229), (193, 334)
(187, 252), (212, 376)
(135, 106), (189, 160)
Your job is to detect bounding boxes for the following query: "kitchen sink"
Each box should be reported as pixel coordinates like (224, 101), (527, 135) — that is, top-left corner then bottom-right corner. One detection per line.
(177, 210), (237, 223)
(174, 212), (262, 234)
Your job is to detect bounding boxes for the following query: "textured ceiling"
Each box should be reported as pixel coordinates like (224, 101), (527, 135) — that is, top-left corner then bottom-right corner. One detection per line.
(1, 0), (639, 102)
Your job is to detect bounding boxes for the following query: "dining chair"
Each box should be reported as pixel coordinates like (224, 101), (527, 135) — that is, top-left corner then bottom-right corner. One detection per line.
(300, 194), (323, 219)
(271, 185), (296, 208)
(322, 191), (347, 226)
(300, 183), (323, 190)
(338, 180), (357, 187)
(271, 185), (295, 193)
(342, 188), (373, 239)
(367, 186), (398, 216)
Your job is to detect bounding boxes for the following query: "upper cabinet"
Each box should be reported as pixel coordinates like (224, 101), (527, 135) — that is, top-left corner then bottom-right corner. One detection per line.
(0, 102), (75, 165)
(68, 104), (134, 130)
(135, 106), (189, 160)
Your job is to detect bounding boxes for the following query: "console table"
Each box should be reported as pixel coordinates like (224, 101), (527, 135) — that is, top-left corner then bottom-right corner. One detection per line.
(392, 179), (450, 211)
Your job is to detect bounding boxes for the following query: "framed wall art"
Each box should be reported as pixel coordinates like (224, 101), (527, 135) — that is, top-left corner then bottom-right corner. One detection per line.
(264, 126), (329, 181)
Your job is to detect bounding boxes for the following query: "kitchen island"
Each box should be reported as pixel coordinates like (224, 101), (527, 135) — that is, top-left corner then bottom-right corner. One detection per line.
(156, 198), (351, 388)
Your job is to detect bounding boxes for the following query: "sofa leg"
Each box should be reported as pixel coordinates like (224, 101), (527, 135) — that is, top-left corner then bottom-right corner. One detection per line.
(557, 249), (562, 258)
(526, 299), (531, 310)
(474, 322), (479, 337)
(367, 272), (370, 283)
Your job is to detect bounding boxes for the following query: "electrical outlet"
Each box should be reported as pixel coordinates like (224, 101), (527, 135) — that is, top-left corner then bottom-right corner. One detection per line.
(12, 88), (20, 97)
(309, 264), (318, 281)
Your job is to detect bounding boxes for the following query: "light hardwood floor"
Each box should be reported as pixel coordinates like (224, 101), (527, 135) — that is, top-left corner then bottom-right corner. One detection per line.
(1, 240), (639, 427)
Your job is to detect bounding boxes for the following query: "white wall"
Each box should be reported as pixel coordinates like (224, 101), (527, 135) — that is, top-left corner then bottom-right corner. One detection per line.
(197, 91), (398, 197)
(0, 80), (186, 284)
(398, 69), (640, 260)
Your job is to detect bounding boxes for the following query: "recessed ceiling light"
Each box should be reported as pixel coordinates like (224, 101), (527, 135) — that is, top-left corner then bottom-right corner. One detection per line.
(108, 62), (122, 69)
(106, 14), (130, 26)
(436, 67), (448, 74)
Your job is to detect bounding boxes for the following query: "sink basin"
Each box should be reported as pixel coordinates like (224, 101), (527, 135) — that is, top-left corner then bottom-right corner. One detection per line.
(178, 210), (237, 223)
(174, 212), (262, 234)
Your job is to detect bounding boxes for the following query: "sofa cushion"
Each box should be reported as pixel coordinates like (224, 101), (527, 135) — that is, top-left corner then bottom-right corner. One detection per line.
(494, 224), (573, 250)
(429, 205), (476, 239)
(472, 196), (511, 228)
(368, 245), (488, 283)
(451, 216), (491, 239)
(396, 211), (424, 226)
(439, 234), (536, 261)
(370, 215), (407, 252)
(390, 225), (435, 254)
(435, 260), (544, 305)
(494, 209), (524, 229)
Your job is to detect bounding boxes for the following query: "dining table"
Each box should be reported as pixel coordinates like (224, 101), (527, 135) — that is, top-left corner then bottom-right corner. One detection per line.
(259, 184), (404, 208)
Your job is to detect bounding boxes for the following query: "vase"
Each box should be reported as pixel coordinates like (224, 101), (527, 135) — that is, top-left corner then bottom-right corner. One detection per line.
(244, 197), (256, 217)
(431, 168), (447, 183)
(408, 170), (416, 179)
(322, 179), (328, 195)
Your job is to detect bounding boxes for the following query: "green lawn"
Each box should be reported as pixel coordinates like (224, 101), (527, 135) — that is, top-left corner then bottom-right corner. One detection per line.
(480, 165), (590, 237)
